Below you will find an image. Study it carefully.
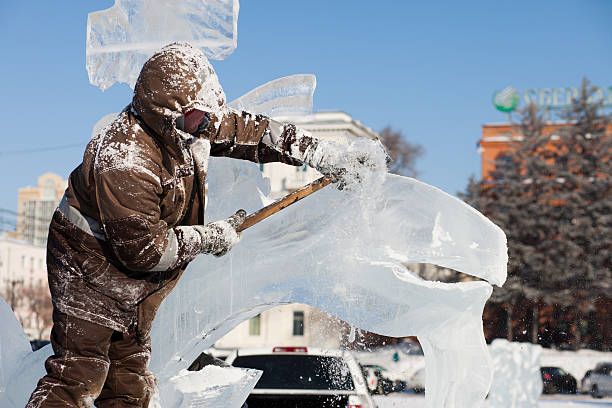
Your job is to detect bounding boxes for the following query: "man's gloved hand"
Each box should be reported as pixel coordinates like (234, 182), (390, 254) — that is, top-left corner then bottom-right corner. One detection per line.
(262, 118), (389, 188)
(193, 210), (247, 257)
(300, 136), (385, 188)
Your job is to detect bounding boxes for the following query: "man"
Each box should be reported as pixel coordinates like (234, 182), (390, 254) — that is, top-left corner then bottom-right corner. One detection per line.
(27, 42), (370, 407)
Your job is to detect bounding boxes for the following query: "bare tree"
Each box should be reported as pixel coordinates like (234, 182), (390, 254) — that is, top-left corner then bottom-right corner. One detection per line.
(1, 278), (24, 312)
(21, 283), (53, 339)
(378, 127), (423, 177)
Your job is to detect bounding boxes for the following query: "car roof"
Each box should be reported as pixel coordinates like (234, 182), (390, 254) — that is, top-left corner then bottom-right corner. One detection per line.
(231, 347), (347, 358)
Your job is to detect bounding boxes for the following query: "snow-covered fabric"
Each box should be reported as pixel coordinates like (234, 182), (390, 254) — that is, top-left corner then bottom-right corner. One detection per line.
(193, 210), (246, 257)
(25, 310), (154, 408)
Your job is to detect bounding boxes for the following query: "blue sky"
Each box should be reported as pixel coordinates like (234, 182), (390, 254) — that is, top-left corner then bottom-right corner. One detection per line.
(0, 0), (611, 215)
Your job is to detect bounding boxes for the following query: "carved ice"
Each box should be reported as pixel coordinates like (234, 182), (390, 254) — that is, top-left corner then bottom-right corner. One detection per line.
(228, 74), (317, 118)
(86, 0), (239, 90)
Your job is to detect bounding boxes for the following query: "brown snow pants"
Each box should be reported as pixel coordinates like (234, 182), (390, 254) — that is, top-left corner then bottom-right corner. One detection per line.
(26, 310), (155, 408)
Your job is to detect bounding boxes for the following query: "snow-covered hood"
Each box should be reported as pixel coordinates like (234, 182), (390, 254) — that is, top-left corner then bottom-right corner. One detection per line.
(132, 42), (226, 151)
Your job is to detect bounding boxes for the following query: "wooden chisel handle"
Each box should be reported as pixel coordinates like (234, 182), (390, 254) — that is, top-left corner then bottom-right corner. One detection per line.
(236, 176), (333, 232)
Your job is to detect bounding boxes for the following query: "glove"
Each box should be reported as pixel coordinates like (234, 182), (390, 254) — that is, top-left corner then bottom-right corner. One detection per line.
(301, 137), (385, 188)
(262, 118), (388, 187)
(193, 209), (247, 257)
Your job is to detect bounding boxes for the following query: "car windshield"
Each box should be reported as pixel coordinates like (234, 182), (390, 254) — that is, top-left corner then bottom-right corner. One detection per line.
(232, 354), (355, 391)
(544, 367), (568, 376)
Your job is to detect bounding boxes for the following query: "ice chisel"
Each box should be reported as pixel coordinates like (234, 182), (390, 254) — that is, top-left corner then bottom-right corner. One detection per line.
(236, 176), (333, 232)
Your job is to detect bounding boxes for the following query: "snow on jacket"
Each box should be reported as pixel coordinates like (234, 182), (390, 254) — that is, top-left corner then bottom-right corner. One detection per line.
(50, 42), (306, 334)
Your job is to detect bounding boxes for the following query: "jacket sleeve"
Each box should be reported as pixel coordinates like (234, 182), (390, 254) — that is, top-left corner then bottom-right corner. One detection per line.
(94, 144), (202, 273)
(204, 109), (310, 166)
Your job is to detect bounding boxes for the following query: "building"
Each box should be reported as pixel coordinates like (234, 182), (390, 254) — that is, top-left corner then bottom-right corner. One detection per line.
(0, 236), (51, 340)
(0, 173), (65, 339)
(215, 303), (345, 350)
(478, 121), (587, 180)
(11, 173), (67, 247)
(214, 111), (380, 350)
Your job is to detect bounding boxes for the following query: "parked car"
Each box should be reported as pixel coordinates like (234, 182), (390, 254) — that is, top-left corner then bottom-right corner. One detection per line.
(406, 367), (425, 393)
(580, 369), (593, 394)
(360, 364), (405, 395)
(30, 339), (50, 351)
(226, 346), (377, 408)
(583, 362), (612, 399)
(540, 366), (577, 394)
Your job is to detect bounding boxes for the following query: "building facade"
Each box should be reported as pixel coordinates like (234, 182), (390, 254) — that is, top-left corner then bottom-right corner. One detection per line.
(214, 111), (380, 350)
(12, 173), (67, 247)
(0, 236), (51, 339)
(215, 304), (345, 350)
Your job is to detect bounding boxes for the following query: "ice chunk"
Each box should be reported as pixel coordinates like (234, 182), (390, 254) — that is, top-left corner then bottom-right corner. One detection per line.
(150, 151), (507, 407)
(0, 297), (31, 399)
(87, 0), (239, 90)
(153, 366), (261, 408)
(0, 296), (52, 407)
(487, 339), (542, 408)
(228, 74), (317, 118)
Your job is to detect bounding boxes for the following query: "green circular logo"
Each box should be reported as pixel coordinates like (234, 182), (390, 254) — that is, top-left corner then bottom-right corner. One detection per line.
(493, 87), (519, 112)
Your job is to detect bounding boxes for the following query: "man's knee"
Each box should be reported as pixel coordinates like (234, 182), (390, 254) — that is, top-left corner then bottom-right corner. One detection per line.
(96, 350), (156, 407)
(27, 311), (114, 407)
(27, 355), (110, 408)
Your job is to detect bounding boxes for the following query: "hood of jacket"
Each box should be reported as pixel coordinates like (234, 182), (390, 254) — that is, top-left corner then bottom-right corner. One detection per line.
(132, 42), (225, 157)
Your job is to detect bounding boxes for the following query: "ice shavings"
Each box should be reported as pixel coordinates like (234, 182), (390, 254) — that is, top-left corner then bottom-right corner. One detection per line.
(87, 0), (239, 90)
(149, 152), (507, 407)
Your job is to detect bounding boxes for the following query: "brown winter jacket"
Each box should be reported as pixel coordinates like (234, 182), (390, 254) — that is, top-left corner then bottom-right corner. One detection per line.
(49, 42), (306, 336)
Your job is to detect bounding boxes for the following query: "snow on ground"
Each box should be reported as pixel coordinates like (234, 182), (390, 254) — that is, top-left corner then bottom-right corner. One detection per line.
(374, 394), (612, 408)
(356, 341), (612, 387)
(541, 349), (612, 384)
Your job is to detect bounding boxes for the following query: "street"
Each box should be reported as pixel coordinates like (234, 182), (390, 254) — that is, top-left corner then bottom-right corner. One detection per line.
(373, 393), (612, 407)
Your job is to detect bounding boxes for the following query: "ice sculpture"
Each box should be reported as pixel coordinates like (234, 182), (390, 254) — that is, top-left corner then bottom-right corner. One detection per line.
(145, 77), (507, 408)
(87, 0), (239, 90)
(228, 74), (317, 118)
(487, 339), (542, 408)
(150, 152), (506, 407)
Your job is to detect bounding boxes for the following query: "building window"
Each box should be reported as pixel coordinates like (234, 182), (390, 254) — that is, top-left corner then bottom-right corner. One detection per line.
(249, 314), (261, 336)
(293, 311), (304, 336)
